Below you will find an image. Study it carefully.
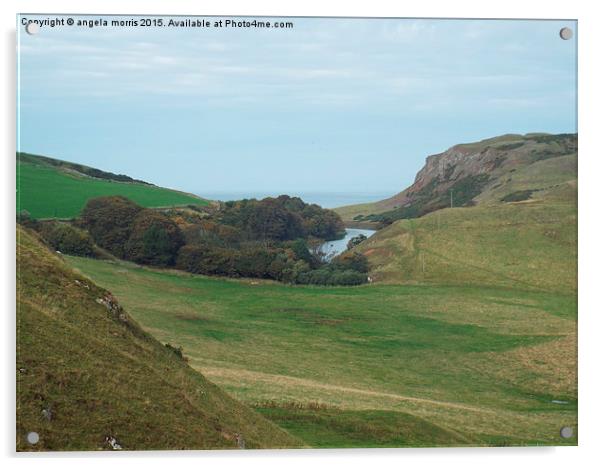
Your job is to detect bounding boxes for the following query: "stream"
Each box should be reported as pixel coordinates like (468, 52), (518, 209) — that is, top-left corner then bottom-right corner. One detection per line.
(319, 228), (376, 260)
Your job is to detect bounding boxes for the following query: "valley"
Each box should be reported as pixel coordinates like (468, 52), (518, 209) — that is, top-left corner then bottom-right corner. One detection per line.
(16, 132), (578, 448)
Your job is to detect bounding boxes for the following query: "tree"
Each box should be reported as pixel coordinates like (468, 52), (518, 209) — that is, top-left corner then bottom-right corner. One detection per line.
(124, 210), (185, 266)
(79, 196), (143, 258)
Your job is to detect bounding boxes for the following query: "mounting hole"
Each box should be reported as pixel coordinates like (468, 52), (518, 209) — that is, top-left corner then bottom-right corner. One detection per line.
(559, 27), (573, 40)
(26, 431), (40, 445)
(25, 22), (39, 35)
(560, 426), (574, 439)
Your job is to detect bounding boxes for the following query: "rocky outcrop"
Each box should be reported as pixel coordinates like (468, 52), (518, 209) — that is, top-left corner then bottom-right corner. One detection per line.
(374, 133), (576, 213)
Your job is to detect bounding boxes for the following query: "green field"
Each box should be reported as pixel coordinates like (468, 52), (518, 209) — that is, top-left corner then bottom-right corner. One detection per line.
(17, 159), (209, 219)
(67, 251), (577, 447)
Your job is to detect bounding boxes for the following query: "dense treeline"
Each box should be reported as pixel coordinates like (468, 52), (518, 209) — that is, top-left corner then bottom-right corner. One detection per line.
(25, 195), (368, 286)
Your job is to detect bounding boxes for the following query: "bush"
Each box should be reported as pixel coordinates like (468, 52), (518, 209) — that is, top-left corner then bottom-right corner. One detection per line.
(347, 234), (367, 250)
(165, 343), (187, 361)
(38, 221), (96, 257)
(124, 210), (185, 266)
(289, 238), (316, 265)
(17, 210), (38, 229)
(79, 196), (143, 258)
(296, 266), (367, 286)
(332, 252), (369, 273)
(329, 269), (367, 286)
(231, 245), (278, 278)
(501, 189), (537, 203)
(176, 244), (235, 276)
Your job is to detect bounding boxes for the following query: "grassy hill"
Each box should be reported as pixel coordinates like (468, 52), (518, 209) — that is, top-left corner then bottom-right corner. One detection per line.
(17, 225), (302, 451)
(354, 183), (576, 292)
(17, 153), (209, 219)
(66, 253), (577, 447)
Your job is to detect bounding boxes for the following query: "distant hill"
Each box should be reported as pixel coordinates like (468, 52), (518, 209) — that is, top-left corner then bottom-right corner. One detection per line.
(17, 152), (210, 219)
(335, 133), (576, 225)
(16, 225), (302, 451)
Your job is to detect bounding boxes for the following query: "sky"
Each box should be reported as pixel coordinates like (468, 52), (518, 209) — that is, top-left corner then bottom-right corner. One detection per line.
(17, 16), (577, 196)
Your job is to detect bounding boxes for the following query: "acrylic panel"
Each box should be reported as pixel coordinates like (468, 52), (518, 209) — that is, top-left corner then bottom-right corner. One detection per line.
(16, 15), (577, 451)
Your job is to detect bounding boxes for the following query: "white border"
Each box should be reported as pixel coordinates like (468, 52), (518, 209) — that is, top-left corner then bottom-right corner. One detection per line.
(3, 1), (601, 465)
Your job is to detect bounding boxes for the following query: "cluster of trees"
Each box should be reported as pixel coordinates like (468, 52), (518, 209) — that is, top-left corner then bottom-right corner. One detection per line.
(78, 196), (184, 266)
(219, 195), (345, 242)
(27, 195), (369, 286)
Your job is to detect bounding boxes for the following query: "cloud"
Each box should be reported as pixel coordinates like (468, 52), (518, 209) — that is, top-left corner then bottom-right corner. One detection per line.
(18, 17), (576, 116)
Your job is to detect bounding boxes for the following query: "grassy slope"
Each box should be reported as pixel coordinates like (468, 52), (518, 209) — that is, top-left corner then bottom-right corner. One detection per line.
(17, 156), (209, 219)
(17, 226), (302, 451)
(355, 183), (576, 293)
(67, 253), (577, 447)
(475, 154), (576, 205)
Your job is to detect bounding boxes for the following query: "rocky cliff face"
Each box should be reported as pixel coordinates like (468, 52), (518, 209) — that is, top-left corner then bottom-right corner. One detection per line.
(373, 133), (577, 214)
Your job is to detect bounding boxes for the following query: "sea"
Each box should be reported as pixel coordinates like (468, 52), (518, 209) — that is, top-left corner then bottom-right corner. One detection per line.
(195, 191), (393, 209)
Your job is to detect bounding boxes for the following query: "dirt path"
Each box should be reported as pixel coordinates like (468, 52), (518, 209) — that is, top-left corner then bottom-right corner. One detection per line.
(198, 365), (496, 414)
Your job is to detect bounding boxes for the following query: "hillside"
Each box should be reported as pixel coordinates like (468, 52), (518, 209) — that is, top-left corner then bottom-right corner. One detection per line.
(336, 133), (578, 291)
(16, 153), (210, 219)
(354, 183), (576, 291)
(16, 225), (302, 451)
(335, 133), (576, 225)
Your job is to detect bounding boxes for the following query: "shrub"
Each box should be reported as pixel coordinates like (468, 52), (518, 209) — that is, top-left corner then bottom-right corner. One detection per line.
(17, 210), (38, 229)
(38, 221), (96, 257)
(124, 210), (185, 266)
(347, 234), (367, 250)
(332, 252), (369, 273)
(296, 267), (367, 286)
(501, 189), (538, 203)
(329, 269), (367, 286)
(231, 245), (277, 278)
(176, 244), (235, 276)
(79, 196), (143, 258)
(165, 343), (187, 361)
(290, 238), (315, 264)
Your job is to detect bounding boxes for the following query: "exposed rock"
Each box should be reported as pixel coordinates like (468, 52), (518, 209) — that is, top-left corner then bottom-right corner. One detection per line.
(373, 133), (577, 212)
(41, 408), (53, 421)
(96, 294), (129, 323)
(235, 433), (246, 449)
(105, 436), (123, 450)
